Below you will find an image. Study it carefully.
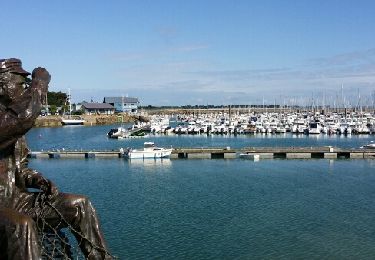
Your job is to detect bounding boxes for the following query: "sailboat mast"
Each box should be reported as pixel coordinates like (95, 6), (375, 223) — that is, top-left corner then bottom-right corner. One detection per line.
(68, 88), (72, 118)
(45, 93), (49, 115)
(341, 84), (344, 112)
(122, 95), (124, 112)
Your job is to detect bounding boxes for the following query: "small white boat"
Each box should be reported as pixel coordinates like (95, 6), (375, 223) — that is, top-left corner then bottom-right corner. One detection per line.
(61, 117), (85, 125)
(122, 142), (173, 159)
(360, 141), (375, 149)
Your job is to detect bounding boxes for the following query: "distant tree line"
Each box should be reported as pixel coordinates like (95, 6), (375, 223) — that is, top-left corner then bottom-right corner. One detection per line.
(40, 91), (68, 115)
(47, 91), (67, 106)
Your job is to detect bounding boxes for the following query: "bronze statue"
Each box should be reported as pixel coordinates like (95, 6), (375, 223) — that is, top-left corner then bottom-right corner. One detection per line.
(0, 58), (112, 259)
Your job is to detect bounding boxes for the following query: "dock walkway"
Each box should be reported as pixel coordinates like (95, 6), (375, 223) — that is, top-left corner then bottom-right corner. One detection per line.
(29, 147), (375, 160)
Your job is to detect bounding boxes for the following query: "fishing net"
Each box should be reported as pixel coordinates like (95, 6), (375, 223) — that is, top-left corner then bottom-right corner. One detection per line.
(35, 193), (115, 259)
(39, 229), (75, 259)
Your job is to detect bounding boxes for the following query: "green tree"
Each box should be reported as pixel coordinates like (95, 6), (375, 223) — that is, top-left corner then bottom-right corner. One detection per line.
(50, 105), (57, 115)
(47, 91), (67, 106)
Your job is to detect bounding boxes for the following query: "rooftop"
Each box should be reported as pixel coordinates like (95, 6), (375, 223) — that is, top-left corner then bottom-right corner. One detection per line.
(103, 97), (139, 104)
(81, 102), (115, 109)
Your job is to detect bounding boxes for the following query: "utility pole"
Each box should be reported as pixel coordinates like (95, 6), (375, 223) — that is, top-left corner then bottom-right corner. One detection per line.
(45, 93), (49, 115)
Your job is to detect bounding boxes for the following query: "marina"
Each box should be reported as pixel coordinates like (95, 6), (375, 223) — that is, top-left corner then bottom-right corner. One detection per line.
(120, 108), (375, 137)
(5, 1), (375, 258)
(23, 111), (375, 259)
(25, 116), (375, 259)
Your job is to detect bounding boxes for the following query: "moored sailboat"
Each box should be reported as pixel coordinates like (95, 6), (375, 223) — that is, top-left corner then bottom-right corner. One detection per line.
(61, 88), (85, 125)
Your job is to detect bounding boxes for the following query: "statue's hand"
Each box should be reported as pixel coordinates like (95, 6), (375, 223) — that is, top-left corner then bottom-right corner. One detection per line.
(30, 67), (50, 103)
(32, 174), (59, 198)
(32, 67), (50, 83)
(47, 180), (59, 198)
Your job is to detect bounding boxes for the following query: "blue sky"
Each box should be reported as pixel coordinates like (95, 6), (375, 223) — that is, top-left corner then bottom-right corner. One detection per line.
(2, 0), (375, 106)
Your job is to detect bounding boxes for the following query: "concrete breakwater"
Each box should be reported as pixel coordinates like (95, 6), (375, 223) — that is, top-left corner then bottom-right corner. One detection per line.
(29, 147), (375, 160)
(34, 116), (62, 127)
(34, 114), (148, 127)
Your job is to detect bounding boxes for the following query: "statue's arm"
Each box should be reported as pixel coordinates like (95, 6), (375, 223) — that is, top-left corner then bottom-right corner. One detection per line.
(8, 67), (49, 118)
(0, 68), (50, 150)
(17, 167), (58, 196)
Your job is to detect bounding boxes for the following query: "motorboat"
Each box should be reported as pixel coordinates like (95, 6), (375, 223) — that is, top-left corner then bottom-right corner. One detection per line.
(107, 126), (148, 139)
(360, 141), (375, 149)
(107, 127), (129, 139)
(122, 142), (173, 159)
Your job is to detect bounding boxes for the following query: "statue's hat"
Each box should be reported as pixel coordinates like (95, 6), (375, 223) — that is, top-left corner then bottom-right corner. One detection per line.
(0, 58), (30, 75)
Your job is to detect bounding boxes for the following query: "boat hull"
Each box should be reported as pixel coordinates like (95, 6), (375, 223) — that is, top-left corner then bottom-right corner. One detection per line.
(61, 119), (85, 125)
(125, 149), (173, 159)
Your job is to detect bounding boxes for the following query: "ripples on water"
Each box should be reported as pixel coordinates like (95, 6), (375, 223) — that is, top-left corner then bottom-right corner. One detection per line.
(26, 125), (375, 259)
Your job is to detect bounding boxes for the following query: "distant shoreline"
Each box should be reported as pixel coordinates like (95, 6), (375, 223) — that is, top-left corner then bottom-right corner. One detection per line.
(34, 114), (146, 127)
(34, 107), (375, 128)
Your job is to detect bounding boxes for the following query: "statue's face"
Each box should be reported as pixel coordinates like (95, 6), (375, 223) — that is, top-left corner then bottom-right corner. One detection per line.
(0, 72), (27, 103)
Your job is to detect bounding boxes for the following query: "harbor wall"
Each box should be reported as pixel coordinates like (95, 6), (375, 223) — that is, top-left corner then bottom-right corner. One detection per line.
(34, 114), (146, 127)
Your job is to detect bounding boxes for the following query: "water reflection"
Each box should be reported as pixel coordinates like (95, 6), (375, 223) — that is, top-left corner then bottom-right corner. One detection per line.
(291, 134), (306, 139)
(128, 158), (172, 168)
(328, 159), (335, 174)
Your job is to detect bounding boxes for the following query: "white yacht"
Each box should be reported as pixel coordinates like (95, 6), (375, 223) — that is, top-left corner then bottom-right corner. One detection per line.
(292, 119), (306, 134)
(338, 122), (352, 135)
(122, 142), (173, 159)
(308, 122), (322, 134)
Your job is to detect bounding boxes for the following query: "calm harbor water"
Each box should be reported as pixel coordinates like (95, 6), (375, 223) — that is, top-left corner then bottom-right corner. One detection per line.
(26, 125), (375, 259)
(27, 123), (374, 151)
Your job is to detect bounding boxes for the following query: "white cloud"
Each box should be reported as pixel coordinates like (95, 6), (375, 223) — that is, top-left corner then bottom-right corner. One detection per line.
(94, 47), (375, 106)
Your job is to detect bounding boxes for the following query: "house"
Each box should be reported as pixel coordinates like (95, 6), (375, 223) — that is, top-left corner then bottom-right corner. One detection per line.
(81, 102), (115, 115)
(73, 103), (83, 111)
(103, 97), (140, 113)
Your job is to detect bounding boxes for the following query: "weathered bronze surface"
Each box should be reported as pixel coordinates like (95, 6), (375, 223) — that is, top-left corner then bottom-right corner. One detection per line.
(0, 58), (112, 259)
